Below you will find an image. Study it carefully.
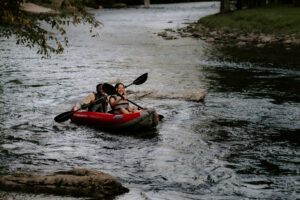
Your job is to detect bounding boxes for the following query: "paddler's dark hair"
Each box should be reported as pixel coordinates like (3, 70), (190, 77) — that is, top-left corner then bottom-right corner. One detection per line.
(96, 83), (103, 93)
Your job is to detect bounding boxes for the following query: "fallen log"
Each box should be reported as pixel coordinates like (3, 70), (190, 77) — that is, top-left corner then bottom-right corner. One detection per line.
(0, 168), (129, 199)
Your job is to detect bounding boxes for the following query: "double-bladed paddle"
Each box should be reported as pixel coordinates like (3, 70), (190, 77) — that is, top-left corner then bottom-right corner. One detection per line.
(102, 83), (164, 120)
(54, 73), (149, 123)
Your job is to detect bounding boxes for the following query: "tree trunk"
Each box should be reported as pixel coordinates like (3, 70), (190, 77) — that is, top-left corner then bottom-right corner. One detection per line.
(144, 0), (150, 8)
(220, 0), (230, 13)
(236, 0), (242, 9)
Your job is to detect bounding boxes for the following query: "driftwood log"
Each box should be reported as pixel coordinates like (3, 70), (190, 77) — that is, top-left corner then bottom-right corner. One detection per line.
(0, 168), (129, 199)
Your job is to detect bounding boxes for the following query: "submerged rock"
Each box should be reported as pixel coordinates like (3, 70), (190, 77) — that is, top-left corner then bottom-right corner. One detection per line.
(0, 168), (129, 199)
(237, 41), (246, 46)
(157, 31), (179, 40)
(157, 31), (168, 37)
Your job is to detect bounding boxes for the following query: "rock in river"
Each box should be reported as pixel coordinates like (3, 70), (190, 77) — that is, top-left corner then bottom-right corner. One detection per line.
(0, 168), (129, 199)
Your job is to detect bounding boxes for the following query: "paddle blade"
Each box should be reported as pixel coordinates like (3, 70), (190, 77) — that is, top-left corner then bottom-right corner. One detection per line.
(103, 83), (117, 95)
(158, 114), (164, 121)
(54, 111), (75, 123)
(133, 73), (148, 85)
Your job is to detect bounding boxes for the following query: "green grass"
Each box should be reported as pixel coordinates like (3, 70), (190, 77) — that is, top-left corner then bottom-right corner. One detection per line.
(198, 5), (300, 37)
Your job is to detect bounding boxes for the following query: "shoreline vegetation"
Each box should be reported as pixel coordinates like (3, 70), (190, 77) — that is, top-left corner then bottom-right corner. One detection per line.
(180, 5), (300, 49)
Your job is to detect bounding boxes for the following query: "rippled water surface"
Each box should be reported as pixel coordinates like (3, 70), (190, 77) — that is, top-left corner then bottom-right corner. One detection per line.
(1, 2), (299, 200)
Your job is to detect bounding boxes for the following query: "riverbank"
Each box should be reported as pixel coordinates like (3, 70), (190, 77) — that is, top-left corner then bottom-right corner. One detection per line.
(180, 5), (300, 49)
(168, 5), (300, 66)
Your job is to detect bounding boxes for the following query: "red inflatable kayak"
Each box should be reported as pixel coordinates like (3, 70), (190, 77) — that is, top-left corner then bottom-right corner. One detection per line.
(70, 107), (159, 131)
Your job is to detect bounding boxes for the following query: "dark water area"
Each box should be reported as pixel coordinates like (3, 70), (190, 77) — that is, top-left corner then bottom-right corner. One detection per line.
(218, 44), (300, 70)
(0, 2), (299, 200)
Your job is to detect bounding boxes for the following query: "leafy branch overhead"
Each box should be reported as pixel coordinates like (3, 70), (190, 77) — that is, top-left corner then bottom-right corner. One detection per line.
(0, 0), (101, 57)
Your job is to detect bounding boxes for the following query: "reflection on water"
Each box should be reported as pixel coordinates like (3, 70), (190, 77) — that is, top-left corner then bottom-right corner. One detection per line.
(0, 2), (299, 200)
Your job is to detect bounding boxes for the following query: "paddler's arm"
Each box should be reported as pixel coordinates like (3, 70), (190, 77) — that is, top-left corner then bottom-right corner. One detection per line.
(109, 96), (125, 107)
(83, 93), (95, 105)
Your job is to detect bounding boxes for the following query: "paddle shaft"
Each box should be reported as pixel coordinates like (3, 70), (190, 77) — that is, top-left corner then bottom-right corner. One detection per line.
(125, 83), (133, 88)
(117, 93), (143, 110)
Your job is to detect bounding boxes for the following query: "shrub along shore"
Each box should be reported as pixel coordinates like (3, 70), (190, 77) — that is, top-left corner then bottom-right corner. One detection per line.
(180, 5), (300, 49)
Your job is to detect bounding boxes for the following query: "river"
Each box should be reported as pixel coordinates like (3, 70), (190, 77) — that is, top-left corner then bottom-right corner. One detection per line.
(0, 2), (299, 200)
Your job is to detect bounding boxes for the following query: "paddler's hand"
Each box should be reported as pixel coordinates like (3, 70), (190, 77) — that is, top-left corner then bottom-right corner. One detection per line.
(121, 95), (127, 100)
(138, 107), (147, 110)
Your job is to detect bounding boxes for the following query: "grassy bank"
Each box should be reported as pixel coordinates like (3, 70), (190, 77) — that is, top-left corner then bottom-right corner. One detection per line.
(198, 5), (300, 38)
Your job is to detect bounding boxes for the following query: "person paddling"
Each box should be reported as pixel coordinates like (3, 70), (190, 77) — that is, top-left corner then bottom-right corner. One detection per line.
(109, 83), (141, 114)
(83, 83), (108, 113)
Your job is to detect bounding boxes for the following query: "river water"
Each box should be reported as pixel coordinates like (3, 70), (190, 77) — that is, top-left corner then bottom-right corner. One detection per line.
(0, 2), (299, 200)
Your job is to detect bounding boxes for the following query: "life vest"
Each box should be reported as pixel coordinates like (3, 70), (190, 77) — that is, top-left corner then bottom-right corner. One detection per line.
(88, 93), (108, 113)
(109, 95), (129, 114)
